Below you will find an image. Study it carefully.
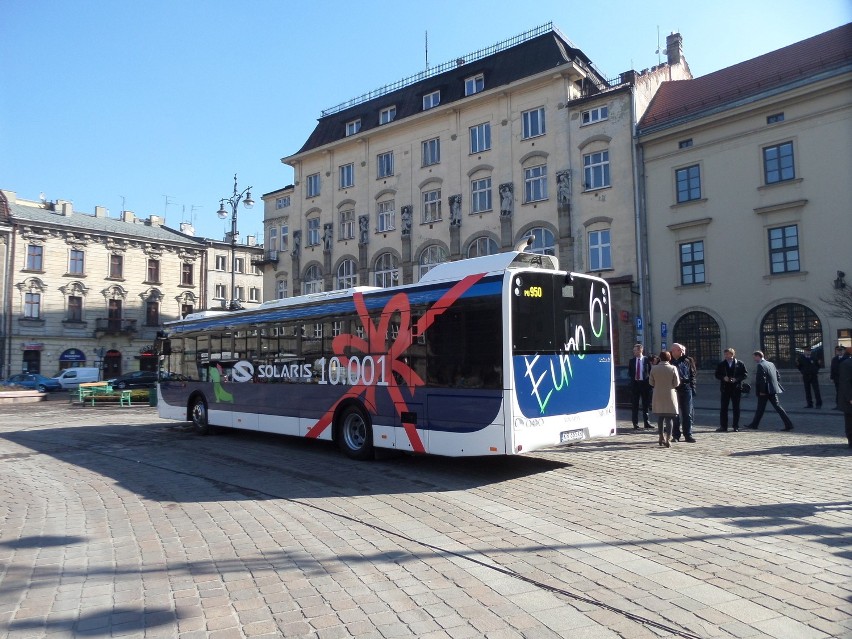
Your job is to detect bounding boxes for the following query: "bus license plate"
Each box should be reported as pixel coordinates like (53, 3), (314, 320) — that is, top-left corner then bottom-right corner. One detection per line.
(560, 429), (585, 443)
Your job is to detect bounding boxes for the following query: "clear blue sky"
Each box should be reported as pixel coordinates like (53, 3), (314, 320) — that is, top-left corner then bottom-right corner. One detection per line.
(2, 0), (849, 242)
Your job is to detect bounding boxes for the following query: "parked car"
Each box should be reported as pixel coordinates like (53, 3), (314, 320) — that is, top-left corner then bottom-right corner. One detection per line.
(1, 373), (63, 392)
(614, 365), (632, 408)
(107, 370), (158, 389)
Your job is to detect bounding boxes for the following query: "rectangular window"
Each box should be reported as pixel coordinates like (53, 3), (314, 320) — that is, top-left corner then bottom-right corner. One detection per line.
(67, 295), (83, 322)
(581, 105), (608, 124)
(306, 173), (320, 197)
(340, 209), (355, 240)
(469, 122), (491, 154)
(249, 287), (260, 303)
(345, 119), (361, 136)
(339, 163), (354, 188)
(680, 241), (705, 285)
(422, 189), (442, 223)
(267, 227), (278, 252)
(181, 304), (194, 318)
(234, 258), (244, 273)
(583, 150), (610, 190)
(146, 300), (160, 326)
(465, 74), (484, 96)
(766, 112), (784, 124)
(234, 286), (245, 302)
(676, 165), (701, 203)
(524, 165), (547, 203)
(280, 225), (289, 250)
(422, 137), (440, 166)
(379, 106), (396, 124)
(769, 225), (800, 274)
(109, 254), (123, 278)
(181, 262), (193, 285)
(26, 245), (43, 270)
(276, 279), (287, 300)
(377, 151), (394, 178)
(147, 258), (160, 283)
(763, 142), (795, 184)
(471, 177), (492, 213)
(377, 200), (395, 232)
(275, 196), (290, 209)
(307, 218), (320, 246)
(678, 138), (693, 149)
(588, 230), (612, 271)
(214, 284), (226, 299)
(69, 249), (84, 275)
(422, 90), (440, 110)
(24, 292), (41, 318)
(522, 107), (546, 139)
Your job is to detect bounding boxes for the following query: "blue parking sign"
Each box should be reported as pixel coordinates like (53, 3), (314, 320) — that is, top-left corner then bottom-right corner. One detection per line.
(661, 322), (667, 337)
(636, 317), (643, 331)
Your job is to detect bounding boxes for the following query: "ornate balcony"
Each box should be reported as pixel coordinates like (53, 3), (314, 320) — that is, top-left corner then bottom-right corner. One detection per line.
(94, 318), (137, 336)
(251, 249), (279, 267)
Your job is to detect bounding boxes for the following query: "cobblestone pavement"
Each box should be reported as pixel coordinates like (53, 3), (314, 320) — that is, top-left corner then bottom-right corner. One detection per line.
(0, 393), (849, 639)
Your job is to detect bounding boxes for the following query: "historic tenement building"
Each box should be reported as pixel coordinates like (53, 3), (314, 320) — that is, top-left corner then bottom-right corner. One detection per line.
(260, 23), (691, 364)
(1, 190), (206, 378)
(637, 23), (852, 369)
(203, 232), (265, 311)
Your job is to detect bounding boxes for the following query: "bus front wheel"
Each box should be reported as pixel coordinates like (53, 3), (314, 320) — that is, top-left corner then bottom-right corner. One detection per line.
(190, 396), (211, 435)
(337, 405), (374, 461)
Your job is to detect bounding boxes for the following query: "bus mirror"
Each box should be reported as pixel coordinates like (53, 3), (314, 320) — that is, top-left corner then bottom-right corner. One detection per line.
(564, 273), (574, 285)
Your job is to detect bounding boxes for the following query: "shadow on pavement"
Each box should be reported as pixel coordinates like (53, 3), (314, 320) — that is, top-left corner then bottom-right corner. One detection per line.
(5, 606), (177, 636)
(0, 535), (88, 549)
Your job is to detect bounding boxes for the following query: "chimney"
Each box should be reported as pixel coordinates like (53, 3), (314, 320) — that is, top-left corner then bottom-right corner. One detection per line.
(57, 200), (73, 216)
(0, 190), (16, 203)
(179, 222), (195, 236)
(121, 210), (136, 223)
(620, 70), (637, 85)
(147, 215), (162, 226)
(666, 32), (683, 66)
(94, 205), (108, 218)
(246, 234), (256, 247)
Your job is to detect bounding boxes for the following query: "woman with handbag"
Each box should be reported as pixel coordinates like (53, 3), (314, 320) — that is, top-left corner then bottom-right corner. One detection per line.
(649, 351), (680, 447)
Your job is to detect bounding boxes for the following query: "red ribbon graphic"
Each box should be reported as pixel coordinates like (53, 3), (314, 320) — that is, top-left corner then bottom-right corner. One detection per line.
(305, 273), (485, 452)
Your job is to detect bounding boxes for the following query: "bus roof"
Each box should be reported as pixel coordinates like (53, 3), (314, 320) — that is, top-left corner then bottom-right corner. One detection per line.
(175, 250), (559, 325)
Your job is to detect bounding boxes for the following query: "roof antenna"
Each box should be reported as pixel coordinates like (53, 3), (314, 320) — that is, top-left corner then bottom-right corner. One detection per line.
(425, 30), (429, 70)
(654, 25), (663, 65)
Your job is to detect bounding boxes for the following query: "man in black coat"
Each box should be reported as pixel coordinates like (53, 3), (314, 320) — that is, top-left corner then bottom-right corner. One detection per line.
(745, 351), (794, 431)
(628, 344), (653, 429)
(830, 345), (844, 410)
(714, 347), (748, 432)
(797, 347), (822, 408)
(838, 345), (852, 448)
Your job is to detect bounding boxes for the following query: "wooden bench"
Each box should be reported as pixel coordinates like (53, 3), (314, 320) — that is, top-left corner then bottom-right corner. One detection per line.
(76, 382), (113, 406)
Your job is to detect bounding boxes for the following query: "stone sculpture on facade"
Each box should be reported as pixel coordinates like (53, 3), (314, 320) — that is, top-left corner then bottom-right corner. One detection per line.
(358, 215), (369, 245)
(449, 195), (462, 227)
(499, 183), (514, 217)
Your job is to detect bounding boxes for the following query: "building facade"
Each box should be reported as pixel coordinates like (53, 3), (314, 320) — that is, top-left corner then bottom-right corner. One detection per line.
(261, 24), (691, 365)
(637, 24), (852, 369)
(205, 233), (265, 311)
(1, 191), (206, 378)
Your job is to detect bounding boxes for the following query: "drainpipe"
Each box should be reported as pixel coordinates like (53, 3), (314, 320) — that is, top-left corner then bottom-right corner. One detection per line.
(630, 85), (652, 352)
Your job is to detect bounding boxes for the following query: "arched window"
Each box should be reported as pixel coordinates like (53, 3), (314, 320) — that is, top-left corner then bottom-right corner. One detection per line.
(672, 311), (720, 369)
(374, 252), (399, 288)
(760, 303), (822, 368)
(302, 265), (323, 294)
(522, 228), (555, 256)
(419, 245), (447, 279)
(467, 236), (498, 258)
(336, 259), (357, 290)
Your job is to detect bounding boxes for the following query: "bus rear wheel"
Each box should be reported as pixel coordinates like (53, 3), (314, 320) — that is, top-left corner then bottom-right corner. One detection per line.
(190, 396), (211, 435)
(338, 405), (374, 460)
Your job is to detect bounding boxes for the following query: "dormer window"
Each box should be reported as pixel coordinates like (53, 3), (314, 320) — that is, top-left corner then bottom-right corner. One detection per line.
(345, 119), (361, 136)
(379, 106), (396, 125)
(422, 91), (440, 110)
(465, 74), (484, 96)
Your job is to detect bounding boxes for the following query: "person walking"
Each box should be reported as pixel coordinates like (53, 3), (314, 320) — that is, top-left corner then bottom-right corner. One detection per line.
(838, 345), (852, 448)
(649, 351), (680, 447)
(628, 344), (653, 429)
(715, 347), (748, 432)
(797, 347), (823, 408)
(671, 343), (697, 442)
(745, 351), (794, 431)
(830, 345), (844, 410)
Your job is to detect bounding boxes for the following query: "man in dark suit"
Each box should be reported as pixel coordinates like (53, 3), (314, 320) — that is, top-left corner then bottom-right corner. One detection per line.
(838, 345), (852, 448)
(628, 344), (653, 429)
(797, 347), (822, 408)
(829, 345), (844, 410)
(745, 351), (794, 431)
(715, 347), (748, 432)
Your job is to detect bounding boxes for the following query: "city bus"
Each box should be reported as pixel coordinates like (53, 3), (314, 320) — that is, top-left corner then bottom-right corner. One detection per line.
(157, 249), (616, 459)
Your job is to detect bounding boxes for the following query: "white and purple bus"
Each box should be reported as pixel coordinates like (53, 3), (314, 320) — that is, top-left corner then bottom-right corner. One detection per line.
(157, 250), (616, 459)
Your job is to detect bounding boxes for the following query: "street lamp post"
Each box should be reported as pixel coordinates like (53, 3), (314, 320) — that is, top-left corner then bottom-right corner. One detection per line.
(217, 174), (254, 311)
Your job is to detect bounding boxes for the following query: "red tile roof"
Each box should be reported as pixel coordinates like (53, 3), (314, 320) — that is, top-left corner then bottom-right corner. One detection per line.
(639, 23), (851, 133)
